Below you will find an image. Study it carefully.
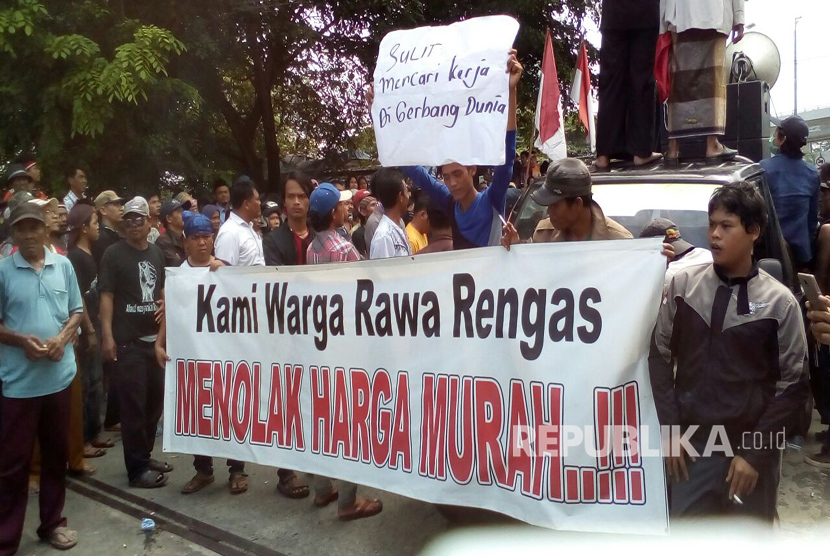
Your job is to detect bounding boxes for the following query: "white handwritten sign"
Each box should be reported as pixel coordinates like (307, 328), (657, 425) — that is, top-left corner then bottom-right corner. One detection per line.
(372, 16), (520, 167)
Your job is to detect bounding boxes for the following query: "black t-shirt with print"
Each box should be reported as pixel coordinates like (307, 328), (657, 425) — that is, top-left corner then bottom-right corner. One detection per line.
(98, 240), (165, 344)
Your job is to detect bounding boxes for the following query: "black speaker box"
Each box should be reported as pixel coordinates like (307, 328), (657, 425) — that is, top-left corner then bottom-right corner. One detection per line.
(724, 81), (771, 142)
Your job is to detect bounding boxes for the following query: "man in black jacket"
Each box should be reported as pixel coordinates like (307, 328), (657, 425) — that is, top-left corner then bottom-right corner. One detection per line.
(263, 172), (316, 266)
(595, 0), (661, 170)
(649, 182), (808, 522)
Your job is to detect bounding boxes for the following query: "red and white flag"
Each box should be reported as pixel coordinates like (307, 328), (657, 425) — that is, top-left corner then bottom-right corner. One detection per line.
(534, 29), (567, 160)
(570, 41), (596, 153)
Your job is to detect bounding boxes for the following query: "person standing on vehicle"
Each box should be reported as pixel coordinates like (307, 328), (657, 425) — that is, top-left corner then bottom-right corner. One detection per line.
(595, 0), (662, 170)
(661, 0), (745, 165)
(761, 116), (820, 271)
(650, 182), (808, 522)
(501, 159), (632, 247)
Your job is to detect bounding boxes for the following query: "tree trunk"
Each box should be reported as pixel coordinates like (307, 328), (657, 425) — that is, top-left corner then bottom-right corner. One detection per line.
(246, 21), (281, 196)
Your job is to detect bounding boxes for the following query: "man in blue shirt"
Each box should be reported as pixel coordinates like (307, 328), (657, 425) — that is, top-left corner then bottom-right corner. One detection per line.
(0, 203), (83, 553)
(368, 51), (523, 250)
(761, 115), (820, 268)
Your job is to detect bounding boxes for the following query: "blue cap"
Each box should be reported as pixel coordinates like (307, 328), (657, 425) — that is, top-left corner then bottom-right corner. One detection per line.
(309, 183), (351, 217)
(184, 214), (214, 237)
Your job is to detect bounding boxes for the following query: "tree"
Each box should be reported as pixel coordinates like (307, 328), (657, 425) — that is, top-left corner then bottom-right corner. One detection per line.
(0, 0), (192, 193)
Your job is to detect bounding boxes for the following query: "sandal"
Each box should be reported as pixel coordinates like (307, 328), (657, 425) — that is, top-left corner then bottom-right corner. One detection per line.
(664, 153), (680, 168)
(705, 146), (737, 165)
(314, 489), (339, 508)
(68, 462), (97, 477)
(83, 446), (107, 459)
(129, 469), (168, 489)
(91, 437), (115, 449)
(338, 497), (383, 521)
(46, 526), (77, 551)
(229, 471), (249, 495)
(276, 472), (309, 499)
(181, 472), (215, 494)
(149, 458), (174, 473)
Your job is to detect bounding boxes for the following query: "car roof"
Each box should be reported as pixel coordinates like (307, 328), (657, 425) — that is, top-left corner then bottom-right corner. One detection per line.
(589, 156), (765, 186)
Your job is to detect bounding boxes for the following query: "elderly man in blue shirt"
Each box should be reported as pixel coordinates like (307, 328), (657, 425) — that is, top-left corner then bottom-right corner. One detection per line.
(0, 203), (84, 553)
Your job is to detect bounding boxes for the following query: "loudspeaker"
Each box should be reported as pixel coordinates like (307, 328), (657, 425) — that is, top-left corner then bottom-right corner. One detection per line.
(724, 81), (771, 141)
(723, 138), (771, 163)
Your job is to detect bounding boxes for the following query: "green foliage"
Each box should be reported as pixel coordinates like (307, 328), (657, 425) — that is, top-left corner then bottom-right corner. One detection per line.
(1, 0), (599, 197)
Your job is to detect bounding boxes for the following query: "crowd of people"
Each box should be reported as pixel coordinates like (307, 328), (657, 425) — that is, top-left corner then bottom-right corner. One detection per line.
(0, 0), (827, 553)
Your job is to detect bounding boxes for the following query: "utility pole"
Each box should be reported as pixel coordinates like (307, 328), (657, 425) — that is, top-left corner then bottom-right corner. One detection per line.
(794, 16), (801, 116)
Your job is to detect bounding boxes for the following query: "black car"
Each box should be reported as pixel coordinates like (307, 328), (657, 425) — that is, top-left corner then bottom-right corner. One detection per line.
(508, 157), (797, 293)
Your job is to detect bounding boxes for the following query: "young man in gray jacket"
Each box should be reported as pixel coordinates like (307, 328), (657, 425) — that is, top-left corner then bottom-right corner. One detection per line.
(649, 182), (808, 522)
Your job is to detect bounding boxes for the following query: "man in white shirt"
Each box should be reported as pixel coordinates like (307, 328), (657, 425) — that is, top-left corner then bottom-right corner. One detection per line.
(214, 177), (264, 267)
(63, 167), (88, 213)
(369, 168), (411, 260)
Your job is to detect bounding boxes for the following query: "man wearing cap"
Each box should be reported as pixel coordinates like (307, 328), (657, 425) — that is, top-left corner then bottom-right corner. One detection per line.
(502, 159), (632, 247)
(92, 191), (125, 266)
(175, 191), (198, 214)
(156, 198), (191, 267)
(0, 192), (35, 259)
(5, 164), (35, 197)
(304, 187), (384, 520)
(29, 197), (65, 255)
(63, 167), (88, 214)
(215, 177), (264, 267)
(640, 218), (713, 292)
(98, 197), (171, 488)
(263, 201), (282, 232)
(761, 115), (820, 270)
(0, 203), (84, 552)
(153, 214), (250, 494)
(306, 183), (360, 264)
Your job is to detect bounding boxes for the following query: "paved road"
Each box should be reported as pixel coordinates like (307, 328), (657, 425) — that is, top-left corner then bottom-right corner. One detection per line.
(16, 415), (830, 555)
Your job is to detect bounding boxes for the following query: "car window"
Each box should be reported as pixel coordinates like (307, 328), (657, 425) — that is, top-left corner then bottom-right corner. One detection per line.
(592, 182), (720, 248)
(513, 181), (719, 247)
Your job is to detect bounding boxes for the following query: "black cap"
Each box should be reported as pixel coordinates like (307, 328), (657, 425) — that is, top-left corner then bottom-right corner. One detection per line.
(639, 218), (694, 256)
(160, 199), (191, 221)
(770, 115), (809, 147)
(531, 159), (592, 207)
(8, 202), (45, 227)
(6, 163), (32, 185)
(263, 201), (281, 217)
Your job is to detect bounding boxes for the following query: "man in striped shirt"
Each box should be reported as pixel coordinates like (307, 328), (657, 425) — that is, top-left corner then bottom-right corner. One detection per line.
(306, 183), (361, 264)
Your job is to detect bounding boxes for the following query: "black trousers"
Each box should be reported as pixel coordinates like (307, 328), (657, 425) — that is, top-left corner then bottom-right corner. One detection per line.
(596, 28), (659, 159)
(670, 452), (780, 523)
(113, 340), (164, 482)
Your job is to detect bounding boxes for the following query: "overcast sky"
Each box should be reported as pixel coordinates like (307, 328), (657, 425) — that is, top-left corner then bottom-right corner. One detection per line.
(745, 0), (826, 116)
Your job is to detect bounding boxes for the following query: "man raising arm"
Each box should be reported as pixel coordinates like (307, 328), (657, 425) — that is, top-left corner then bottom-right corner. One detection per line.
(368, 50), (522, 250)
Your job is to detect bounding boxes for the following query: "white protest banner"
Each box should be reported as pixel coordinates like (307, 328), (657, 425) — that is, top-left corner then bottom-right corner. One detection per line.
(163, 240), (669, 535)
(371, 15), (519, 167)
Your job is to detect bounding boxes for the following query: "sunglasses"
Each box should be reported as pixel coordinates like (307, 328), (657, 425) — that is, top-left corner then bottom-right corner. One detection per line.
(123, 215), (146, 227)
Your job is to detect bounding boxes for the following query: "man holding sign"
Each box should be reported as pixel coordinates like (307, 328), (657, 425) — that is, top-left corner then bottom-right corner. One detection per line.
(369, 42), (521, 250)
